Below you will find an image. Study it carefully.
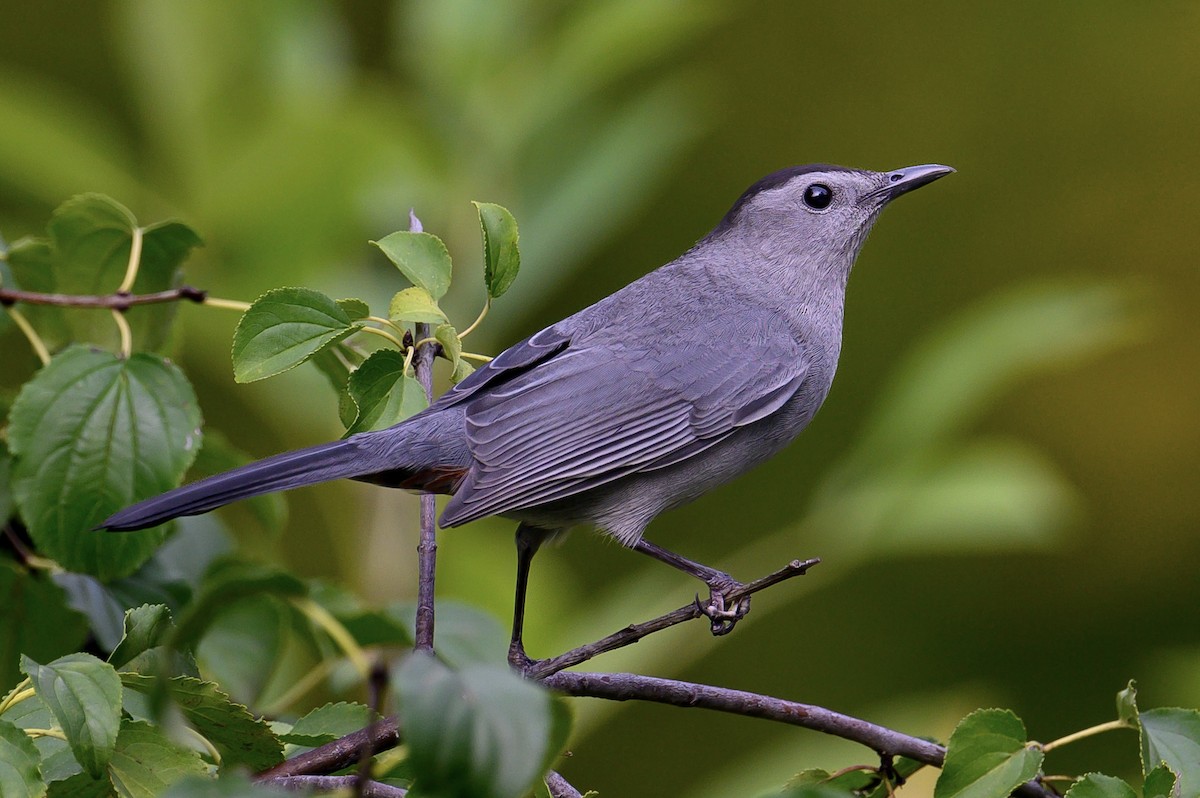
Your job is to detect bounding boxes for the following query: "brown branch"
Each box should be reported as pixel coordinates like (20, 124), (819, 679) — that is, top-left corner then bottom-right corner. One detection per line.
(255, 719), (400, 781)
(259, 775), (407, 796)
(412, 329), (438, 650)
(525, 557), (819, 680)
(0, 285), (208, 310)
(545, 770), (583, 798)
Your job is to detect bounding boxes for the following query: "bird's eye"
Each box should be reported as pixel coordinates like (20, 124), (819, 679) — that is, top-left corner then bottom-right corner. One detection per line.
(803, 183), (833, 210)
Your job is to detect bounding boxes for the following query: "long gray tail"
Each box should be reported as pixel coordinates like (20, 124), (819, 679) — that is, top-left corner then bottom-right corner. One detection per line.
(102, 434), (400, 532)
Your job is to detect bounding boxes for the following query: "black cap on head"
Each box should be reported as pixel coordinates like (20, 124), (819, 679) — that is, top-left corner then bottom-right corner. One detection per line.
(713, 164), (854, 234)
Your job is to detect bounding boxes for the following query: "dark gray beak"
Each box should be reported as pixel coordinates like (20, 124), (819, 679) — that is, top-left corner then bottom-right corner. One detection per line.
(881, 163), (955, 201)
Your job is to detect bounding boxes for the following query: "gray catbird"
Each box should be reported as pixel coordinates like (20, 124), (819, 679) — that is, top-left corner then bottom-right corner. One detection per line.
(103, 163), (953, 662)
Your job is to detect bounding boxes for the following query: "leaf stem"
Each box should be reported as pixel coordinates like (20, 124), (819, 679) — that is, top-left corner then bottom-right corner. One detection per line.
(118, 225), (144, 294)
(1039, 719), (1131, 752)
(367, 315), (406, 337)
(5, 307), (50, 365)
(459, 351), (494, 363)
(201, 296), (252, 312)
(291, 597), (371, 679)
(356, 325), (405, 349)
(457, 297), (490, 340)
(112, 308), (133, 358)
(0, 681), (33, 715)
(24, 728), (67, 740)
(261, 659), (338, 717)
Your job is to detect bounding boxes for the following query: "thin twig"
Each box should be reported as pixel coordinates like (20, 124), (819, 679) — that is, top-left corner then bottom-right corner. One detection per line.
(525, 558), (819, 679)
(0, 285), (209, 309)
(356, 660), (391, 798)
(413, 320), (437, 651)
(545, 770), (583, 798)
(258, 775), (407, 796)
(255, 719), (400, 780)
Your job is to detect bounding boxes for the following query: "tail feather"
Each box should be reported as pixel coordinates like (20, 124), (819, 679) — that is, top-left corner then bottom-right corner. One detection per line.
(102, 437), (388, 531)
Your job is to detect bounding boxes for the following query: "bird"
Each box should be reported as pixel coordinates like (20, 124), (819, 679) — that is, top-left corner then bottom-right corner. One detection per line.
(102, 163), (954, 666)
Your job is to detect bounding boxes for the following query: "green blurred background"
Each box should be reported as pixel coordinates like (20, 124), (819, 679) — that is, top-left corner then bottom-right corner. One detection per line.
(2, 1), (1198, 794)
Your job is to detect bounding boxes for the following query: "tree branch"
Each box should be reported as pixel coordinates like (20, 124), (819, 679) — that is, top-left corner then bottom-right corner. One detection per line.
(412, 330), (438, 650)
(255, 719), (399, 780)
(258, 775), (407, 796)
(525, 557), (819, 679)
(0, 285), (209, 309)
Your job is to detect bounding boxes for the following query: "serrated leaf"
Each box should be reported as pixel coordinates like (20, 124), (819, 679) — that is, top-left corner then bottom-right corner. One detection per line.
(109, 605), (174, 671)
(0, 717), (46, 798)
(108, 719), (207, 797)
(0, 562), (89, 690)
(280, 702), (373, 756)
(1063, 773), (1137, 798)
(7, 347), (202, 579)
(388, 286), (448, 324)
(474, 202), (520, 299)
(344, 349), (428, 435)
(120, 674), (283, 770)
(372, 231), (453, 300)
(1143, 765), (1177, 798)
(1116, 680), (1139, 726)
(1140, 708), (1200, 796)
(394, 654), (569, 798)
(435, 323), (462, 369)
(172, 560), (306, 651)
(934, 708), (1042, 798)
(336, 298), (370, 321)
(452, 358), (476, 384)
(21, 653), (122, 779)
(46, 194), (137, 295)
(232, 287), (359, 383)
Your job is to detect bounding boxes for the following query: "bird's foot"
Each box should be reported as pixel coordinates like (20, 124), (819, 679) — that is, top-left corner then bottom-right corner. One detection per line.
(695, 574), (750, 636)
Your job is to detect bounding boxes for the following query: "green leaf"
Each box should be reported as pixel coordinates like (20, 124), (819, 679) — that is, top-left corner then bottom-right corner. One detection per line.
(1063, 774), (1137, 798)
(0, 440), (13, 523)
(452, 358), (476, 384)
(193, 598), (286, 708)
(279, 701), (373, 756)
(372, 231), (453, 300)
(0, 561), (89, 690)
(473, 202), (520, 299)
(1140, 708), (1200, 796)
(0, 717), (46, 798)
(781, 759), (925, 797)
(121, 674), (283, 770)
(109, 605), (174, 671)
(1142, 765), (1177, 798)
(5, 238), (70, 350)
(46, 194), (137, 295)
(172, 560), (306, 651)
(435, 323), (462, 369)
(308, 582), (411, 648)
(21, 654), (122, 779)
(388, 286), (448, 324)
(336, 298), (371, 321)
(344, 349), (428, 436)
(231, 287), (359, 383)
(7, 347), (202, 579)
(127, 221), (204, 354)
(1116, 680), (1139, 726)
(395, 654), (569, 798)
(107, 719), (206, 797)
(46, 771), (112, 797)
(934, 708), (1042, 798)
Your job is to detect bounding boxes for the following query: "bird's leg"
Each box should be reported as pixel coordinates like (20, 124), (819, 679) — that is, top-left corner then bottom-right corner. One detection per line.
(631, 538), (749, 636)
(508, 524), (551, 670)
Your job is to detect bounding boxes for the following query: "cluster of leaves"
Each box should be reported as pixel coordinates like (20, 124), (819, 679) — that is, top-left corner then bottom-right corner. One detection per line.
(773, 683), (1195, 798)
(1, 196), (572, 797)
(0, 599), (569, 797)
(229, 202), (519, 437)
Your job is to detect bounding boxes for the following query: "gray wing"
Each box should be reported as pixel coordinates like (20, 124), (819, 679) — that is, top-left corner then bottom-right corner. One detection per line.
(439, 309), (809, 527)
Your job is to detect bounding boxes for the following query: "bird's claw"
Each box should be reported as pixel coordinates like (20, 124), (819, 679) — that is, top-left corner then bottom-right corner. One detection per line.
(695, 577), (750, 636)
